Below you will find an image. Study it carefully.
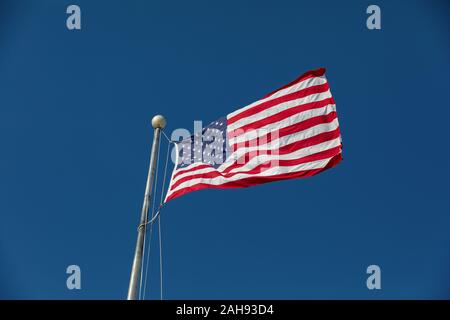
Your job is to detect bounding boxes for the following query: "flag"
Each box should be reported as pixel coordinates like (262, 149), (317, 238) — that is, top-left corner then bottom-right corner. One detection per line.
(164, 68), (342, 202)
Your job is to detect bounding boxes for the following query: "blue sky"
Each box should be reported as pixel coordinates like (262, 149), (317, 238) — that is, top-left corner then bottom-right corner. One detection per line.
(1, 0), (450, 299)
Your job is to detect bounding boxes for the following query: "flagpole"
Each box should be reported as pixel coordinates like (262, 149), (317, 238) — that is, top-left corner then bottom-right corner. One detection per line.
(127, 115), (166, 300)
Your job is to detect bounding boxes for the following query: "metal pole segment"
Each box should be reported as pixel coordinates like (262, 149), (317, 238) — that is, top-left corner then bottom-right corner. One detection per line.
(127, 115), (166, 300)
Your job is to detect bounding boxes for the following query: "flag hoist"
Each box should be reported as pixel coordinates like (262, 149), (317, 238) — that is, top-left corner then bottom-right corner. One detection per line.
(127, 115), (166, 300)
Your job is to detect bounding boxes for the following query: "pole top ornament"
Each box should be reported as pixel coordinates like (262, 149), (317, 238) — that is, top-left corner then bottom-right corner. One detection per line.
(151, 115), (166, 129)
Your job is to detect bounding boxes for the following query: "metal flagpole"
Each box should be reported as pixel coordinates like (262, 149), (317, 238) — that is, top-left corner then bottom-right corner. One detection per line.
(127, 115), (166, 300)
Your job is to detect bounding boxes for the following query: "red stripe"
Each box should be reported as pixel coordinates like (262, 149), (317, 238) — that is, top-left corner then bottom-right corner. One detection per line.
(228, 82), (330, 127)
(172, 163), (211, 181)
(225, 127), (341, 174)
(228, 95), (334, 140)
(222, 146), (341, 180)
(169, 144), (341, 191)
(165, 152), (341, 202)
(171, 128), (340, 189)
(231, 111), (338, 152)
(173, 112), (337, 181)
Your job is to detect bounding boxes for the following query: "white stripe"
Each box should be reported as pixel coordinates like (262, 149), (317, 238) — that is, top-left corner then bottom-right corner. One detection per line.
(226, 137), (342, 174)
(170, 166), (217, 186)
(166, 155), (337, 198)
(171, 118), (340, 181)
(229, 103), (336, 147)
(218, 118), (340, 172)
(176, 132), (341, 182)
(227, 75), (327, 120)
(227, 90), (332, 132)
(171, 162), (210, 176)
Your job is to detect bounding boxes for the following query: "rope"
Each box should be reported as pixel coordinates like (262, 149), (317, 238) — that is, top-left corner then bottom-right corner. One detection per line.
(161, 130), (175, 144)
(137, 205), (163, 230)
(139, 133), (161, 300)
(157, 137), (171, 300)
(158, 216), (163, 300)
(141, 132), (172, 300)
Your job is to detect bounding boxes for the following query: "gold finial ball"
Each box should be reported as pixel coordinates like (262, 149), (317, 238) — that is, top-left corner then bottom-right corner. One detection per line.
(151, 115), (166, 129)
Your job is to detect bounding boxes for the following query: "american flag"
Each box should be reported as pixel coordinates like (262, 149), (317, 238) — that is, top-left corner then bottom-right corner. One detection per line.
(164, 68), (342, 202)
